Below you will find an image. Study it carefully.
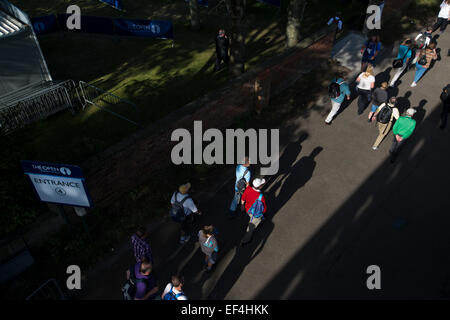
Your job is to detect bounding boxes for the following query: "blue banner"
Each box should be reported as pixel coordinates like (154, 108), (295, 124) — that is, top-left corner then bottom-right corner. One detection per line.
(113, 19), (174, 39)
(257, 0), (281, 7)
(99, 0), (123, 10)
(31, 14), (59, 35)
(185, 0), (209, 7)
(57, 14), (114, 35)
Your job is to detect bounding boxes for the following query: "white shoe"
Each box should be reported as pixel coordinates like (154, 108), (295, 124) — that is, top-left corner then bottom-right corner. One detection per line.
(411, 82), (417, 87)
(372, 146), (378, 150)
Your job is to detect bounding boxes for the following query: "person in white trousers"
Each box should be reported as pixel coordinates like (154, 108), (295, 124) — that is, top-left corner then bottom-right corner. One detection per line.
(390, 39), (413, 87)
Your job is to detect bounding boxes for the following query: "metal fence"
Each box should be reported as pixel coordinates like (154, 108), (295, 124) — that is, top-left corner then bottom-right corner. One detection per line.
(0, 80), (80, 134)
(79, 80), (141, 126)
(25, 278), (66, 300)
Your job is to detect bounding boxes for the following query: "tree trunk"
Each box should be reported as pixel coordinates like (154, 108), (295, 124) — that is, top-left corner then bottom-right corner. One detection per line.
(225, 0), (246, 76)
(189, 0), (200, 31)
(286, 0), (307, 49)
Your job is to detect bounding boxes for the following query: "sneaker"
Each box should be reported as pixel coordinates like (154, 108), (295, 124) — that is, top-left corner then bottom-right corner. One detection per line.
(411, 82), (417, 87)
(372, 146), (378, 150)
(179, 236), (186, 244)
(325, 121), (331, 125)
(184, 235), (191, 243)
(368, 118), (372, 123)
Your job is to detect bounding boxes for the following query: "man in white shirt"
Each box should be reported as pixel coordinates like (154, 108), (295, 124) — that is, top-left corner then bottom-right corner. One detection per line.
(161, 275), (187, 300)
(170, 183), (201, 244)
(432, 0), (450, 34)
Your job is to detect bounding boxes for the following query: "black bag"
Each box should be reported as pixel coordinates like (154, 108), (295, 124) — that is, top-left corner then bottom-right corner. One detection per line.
(328, 81), (341, 99)
(122, 267), (145, 300)
(392, 47), (410, 69)
(236, 168), (249, 194)
(376, 105), (393, 124)
(169, 192), (190, 222)
(418, 53), (428, 66)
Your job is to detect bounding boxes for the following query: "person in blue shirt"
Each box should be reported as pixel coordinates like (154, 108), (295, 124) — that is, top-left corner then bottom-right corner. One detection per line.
(229, 157), (251, 219)
(360, 34), (381, 72)
(389, 39), (413, 87)
(325, 75), (351, 125)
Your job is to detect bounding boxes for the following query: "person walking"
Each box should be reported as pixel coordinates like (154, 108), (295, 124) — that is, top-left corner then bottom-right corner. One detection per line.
(368, 82), (389, 122)
(325, 74), (351, 125)
(390, 108), (417, 162)
(170, 183), (201, 244)
(125, 258), (158, 300)
(440, 84), (450, 129)
(412, 26), (433, 64)
(130, 226), (153, 264)
(240, 178), (267, 246)
(360, 34), (381, 72)
(411, 42), (438, 87)
(162, 275), (187, 300)
(389, 39), (413, 87)
(198, 225), (219, 272)
(214, 29), (229, 72)
(229, 157), (251, 219)
(432, 0), (450, 35)
(371, 96), (400, 150)
(356, 64), (375, 115)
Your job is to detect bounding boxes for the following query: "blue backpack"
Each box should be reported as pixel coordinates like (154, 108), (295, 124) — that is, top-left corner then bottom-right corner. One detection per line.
(248, 194), (265, 220)
(163, 284), (186, 300)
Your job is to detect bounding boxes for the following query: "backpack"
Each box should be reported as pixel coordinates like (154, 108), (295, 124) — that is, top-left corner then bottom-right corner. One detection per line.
(328, 81), (341, 99)
(122, 267), (145, 300)
(418, 51), (428, 66)
(169, 192), (189, 222)
(248, 193), (265, 220)
(415, 33), (430, 49)
(376, 104), (393, 124)
(163, 284), (186, 300)
(236, 168), (249, 194)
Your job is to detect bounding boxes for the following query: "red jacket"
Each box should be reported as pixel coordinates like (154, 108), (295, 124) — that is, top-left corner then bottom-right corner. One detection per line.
(241, 186), (267, 214)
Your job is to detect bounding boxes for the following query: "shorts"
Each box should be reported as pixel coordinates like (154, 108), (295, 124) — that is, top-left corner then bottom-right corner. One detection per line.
(371, 104), (379, 112)
(362, 56), (374, 63)
(206, 251), (218, 264)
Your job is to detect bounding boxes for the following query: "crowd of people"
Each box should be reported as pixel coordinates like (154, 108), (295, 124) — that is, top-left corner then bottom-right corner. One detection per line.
(120, 0), (450, 300)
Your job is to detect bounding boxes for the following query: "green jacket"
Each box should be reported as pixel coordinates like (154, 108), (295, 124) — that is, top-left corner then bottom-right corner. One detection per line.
(393, 116), (416, 139)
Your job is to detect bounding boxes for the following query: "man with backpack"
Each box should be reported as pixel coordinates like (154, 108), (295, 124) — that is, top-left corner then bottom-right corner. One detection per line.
(170, 183), (201, 244)
(325, 75), (351, 125)
(368, 82), (389, 122)
(161, 275), (187, 300)
(390, 108), (417, 163)
(371, 96), (400, 150)
(412, 26), (433, 64)
(123, 258), (158, 300)
(389, 39), (413, 88)
(229, 157), (251, 219)
(440, 84), (450, 129)
(240, 178), (267, 246)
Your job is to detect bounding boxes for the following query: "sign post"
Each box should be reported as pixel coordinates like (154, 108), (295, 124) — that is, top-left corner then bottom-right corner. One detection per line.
(21, 160), (93, 239)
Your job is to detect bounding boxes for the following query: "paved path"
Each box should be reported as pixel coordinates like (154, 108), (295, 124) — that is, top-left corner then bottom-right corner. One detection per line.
(78, 28), (450, 300)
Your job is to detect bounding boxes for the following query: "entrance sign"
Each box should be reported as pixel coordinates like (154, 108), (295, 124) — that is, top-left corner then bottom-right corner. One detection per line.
(21, 160), (92, 208)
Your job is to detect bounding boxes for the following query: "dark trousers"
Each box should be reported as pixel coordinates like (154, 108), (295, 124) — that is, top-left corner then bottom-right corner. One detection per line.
(441, 103), (450, 128)
(357, 88), (372, 114)
(214, 54), (229, 71)
(180, 214), (194, 235)
(433, 18), (449, 33)
(389, 135), (405, 156)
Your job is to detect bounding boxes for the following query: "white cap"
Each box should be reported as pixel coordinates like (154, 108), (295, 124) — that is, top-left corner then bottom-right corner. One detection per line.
(406, 108), (417, 116)
(252, 178), (266, 189)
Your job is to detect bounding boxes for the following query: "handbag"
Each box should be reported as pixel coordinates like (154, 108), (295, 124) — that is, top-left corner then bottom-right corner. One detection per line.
(392, 47), (410, 68)
(418, 50), (428, 66)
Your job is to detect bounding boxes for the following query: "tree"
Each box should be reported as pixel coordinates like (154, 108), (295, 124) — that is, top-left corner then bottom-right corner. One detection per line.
(286, 0), (308, 48)
(189, 0), (200, 31)
(225, 0), (247, 76)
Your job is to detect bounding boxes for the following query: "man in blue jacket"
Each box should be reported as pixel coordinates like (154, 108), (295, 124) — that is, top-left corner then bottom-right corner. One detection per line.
(325, 74), (351, 125)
